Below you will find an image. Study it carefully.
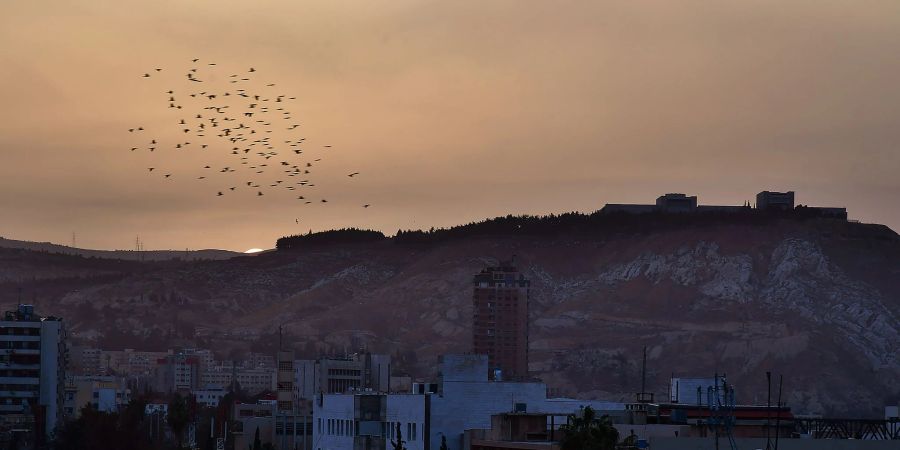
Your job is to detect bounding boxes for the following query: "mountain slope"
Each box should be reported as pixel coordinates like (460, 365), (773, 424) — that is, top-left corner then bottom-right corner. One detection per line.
(1, 217), (897, 417)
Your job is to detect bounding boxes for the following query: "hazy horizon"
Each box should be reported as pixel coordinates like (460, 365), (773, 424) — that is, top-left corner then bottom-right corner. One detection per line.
(3, 1), (899, 252)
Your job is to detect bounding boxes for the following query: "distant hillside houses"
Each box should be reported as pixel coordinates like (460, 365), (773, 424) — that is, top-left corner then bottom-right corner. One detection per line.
(600, 191), (847, 219)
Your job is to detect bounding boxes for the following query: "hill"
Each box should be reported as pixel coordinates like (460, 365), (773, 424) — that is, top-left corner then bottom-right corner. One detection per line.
(1, 214), (897, 417)
(0, 236), (241, 261)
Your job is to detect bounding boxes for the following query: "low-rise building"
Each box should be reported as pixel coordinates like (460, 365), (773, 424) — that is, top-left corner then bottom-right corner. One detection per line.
(63, 375), (131, 418)
(192, 386), (227, 408)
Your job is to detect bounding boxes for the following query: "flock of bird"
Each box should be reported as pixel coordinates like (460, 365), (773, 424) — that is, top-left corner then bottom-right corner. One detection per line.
(128, 59), (369, 210)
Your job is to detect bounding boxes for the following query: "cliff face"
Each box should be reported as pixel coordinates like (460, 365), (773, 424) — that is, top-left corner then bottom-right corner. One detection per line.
(1, 218), (897, 417)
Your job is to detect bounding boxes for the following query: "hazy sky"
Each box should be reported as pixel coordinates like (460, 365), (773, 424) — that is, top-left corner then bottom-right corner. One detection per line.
(1, 1), (898, 252)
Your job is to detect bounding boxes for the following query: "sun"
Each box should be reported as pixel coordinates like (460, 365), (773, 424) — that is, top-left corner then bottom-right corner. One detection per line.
(244, 248), (264, 254)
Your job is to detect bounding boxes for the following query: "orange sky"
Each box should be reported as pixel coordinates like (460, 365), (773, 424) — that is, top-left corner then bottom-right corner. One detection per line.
(1, 1), (898, 251)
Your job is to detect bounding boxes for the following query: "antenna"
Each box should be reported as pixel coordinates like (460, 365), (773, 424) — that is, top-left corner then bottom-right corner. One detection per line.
(71, 232), (76, 248)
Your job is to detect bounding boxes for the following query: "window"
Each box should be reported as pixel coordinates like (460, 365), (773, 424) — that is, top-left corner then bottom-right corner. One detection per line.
(412, 423), (416, 441)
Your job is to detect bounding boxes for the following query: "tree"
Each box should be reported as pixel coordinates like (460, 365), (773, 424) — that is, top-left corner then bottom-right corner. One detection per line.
(252, 426), (261, 450)
(168, 394), (190, 449)
(390, 422), (405, 450)
(439, 435), (449, 450)
(559, 406), (619, 450)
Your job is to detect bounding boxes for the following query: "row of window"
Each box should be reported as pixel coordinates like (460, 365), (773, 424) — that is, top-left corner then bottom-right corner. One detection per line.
(326, 368), (361, 377)
(317, 418), (419, 441)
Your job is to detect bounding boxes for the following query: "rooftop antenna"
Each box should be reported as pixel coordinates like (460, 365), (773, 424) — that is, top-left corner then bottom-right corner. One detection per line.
(636, 346), (653, 403)
(278, 324), (283, 350)
(641, 346), (647, 394)
(71, 232), (76, 248)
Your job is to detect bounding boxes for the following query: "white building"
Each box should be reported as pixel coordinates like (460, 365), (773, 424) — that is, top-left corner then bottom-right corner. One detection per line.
(294, 353), (391, 402)
(0, 304), (65, 439)
(192, 386), (228, 408)
(314, 393), (427, 450)
(312, 354), (624, 450)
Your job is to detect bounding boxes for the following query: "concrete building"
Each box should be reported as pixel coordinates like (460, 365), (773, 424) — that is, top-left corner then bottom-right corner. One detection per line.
(656, 193), (698, 213)
(67, 346), (101, 375)
(191, 386), (227, 408)
(756, 190), (795, 211)
(276, 349), (294, 413)
(236, 367), (276, 394)
(314, 393), (429, 450)
(467, 412), (566, 450)
(232, 399), (312, 450)
(311, 355), (619, 450)
(601, 191), (846, 220)
(154, 353), (202, 393)
(473, 262), (530, 380)
(63, 375), (131, 418)
(294, 353), (391, 400)
(0, 304), (65, 440)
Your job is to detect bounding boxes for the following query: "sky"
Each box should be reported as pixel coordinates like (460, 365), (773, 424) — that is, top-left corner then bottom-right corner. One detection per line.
(1, 1), (898, 252)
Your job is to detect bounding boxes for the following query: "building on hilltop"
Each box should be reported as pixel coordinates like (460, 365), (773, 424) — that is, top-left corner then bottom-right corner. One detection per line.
(0, 304), (65, 442)
(600, 190), (847, 220)
(756, 190), (795, 211)
(656, 193), (698, 213)
(473, 261), (530, 381)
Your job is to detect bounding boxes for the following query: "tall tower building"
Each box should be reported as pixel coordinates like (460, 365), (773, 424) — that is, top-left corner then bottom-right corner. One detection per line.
(472, 260), (529, 380)
(0, 304), (65, 442)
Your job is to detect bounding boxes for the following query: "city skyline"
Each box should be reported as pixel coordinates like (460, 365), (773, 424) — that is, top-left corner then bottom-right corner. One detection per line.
(2, 1), (899, 251)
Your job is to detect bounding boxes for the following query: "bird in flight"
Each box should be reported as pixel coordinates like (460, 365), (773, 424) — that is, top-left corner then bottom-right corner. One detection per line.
(348, 172), (359, 177)
(148, 168), (155, 172)
(363, 204), (370, 208)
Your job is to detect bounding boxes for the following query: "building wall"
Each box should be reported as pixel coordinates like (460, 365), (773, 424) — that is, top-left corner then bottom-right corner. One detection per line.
(473, 264), (530, 381)
(312, 394), (427, 450)
(648, 437), (899, 450)
(38, 318), (64, 437)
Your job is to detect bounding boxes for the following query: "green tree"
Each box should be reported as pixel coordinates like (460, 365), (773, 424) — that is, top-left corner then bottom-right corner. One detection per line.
(559, 406), (619, 450)
(168, 394), (190, 449)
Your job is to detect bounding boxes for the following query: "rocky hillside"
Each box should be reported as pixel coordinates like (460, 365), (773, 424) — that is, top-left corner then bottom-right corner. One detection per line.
(1, 215), (897, 417)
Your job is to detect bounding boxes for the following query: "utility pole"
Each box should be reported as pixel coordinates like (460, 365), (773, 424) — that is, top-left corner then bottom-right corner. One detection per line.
(775, 374), (784, 450)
